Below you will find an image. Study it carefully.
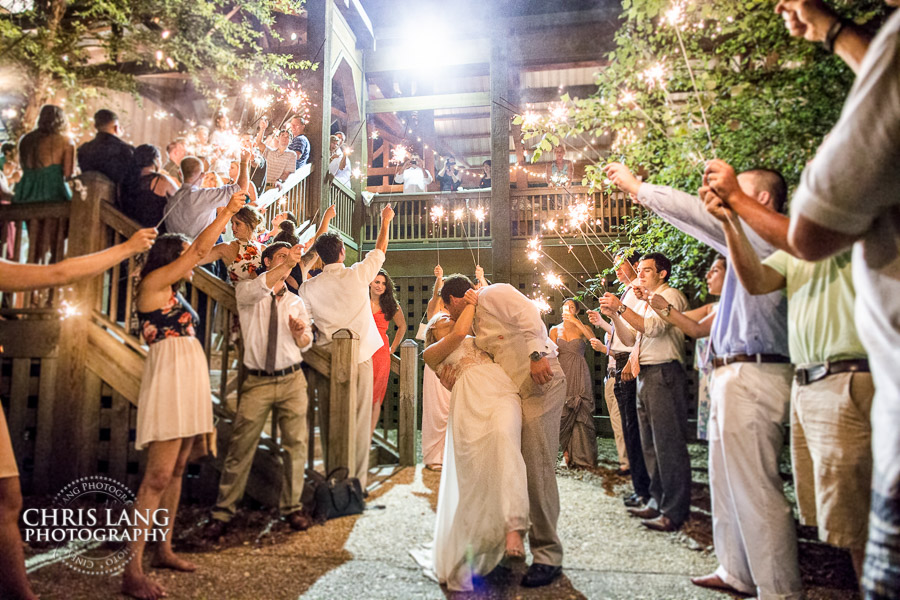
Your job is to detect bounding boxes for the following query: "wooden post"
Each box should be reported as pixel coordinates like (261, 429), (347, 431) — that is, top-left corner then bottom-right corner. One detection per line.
(490, 25), (512, 283)
(306, 0), (334, 218)
(51, 172), (108, 486)
(398, 339), (419, 467)
(327, 329), (358, 476)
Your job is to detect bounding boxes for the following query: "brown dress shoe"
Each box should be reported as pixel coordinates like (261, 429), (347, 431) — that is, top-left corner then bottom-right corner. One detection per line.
(690, 573), (752, 596)
(627, 505), (660, 519)
(641, 514), (680, 532)
(286, 511), (312, 531)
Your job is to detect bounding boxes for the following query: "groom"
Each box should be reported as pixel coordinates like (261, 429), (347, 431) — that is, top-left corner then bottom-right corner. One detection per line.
(440, 275), (567, 588)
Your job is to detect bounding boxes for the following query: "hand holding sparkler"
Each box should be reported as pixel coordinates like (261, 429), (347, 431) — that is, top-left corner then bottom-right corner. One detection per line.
(125, 228), (159, 254)
(699, 186), (734, 223)
(381, 203), (395, 222)
(604, 163), (642, 197)
(775, 0), (839, 42)
(587, 310), (604, 327)
(599, 292), (623, 316)
(703, 159), (742, 203)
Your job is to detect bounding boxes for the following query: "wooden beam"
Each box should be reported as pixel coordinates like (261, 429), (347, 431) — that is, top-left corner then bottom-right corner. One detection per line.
(519, 84), (599, 104)
(367, 92), (491, 115)
(85, 323), (146, 404)
(491, 26), (512, 283)
(434, 111), (491, 121)
(366, 38), (489, 73)
(513, 24), (616, 67)
(398, 340), (418, 467)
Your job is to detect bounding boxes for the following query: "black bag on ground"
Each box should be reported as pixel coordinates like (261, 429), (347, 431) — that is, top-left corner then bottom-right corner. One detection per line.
(301, 467), (365, 522)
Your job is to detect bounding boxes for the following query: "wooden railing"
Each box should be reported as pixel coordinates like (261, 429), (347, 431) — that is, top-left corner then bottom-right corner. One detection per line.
(326, 180), (357, 244)
(361, 186), (630, 246)
(257, 163), (312, 232)
(0, 173), (417, 497)
(362, 189), (493, 245)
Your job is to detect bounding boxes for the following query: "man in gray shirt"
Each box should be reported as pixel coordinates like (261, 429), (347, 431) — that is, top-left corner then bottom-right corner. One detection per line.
(165, 149), (250, 239)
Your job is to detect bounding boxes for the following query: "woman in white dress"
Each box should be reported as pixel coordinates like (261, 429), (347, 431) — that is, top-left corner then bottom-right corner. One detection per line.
(421, 299), (529, 591)
(421, 264), (451, 470)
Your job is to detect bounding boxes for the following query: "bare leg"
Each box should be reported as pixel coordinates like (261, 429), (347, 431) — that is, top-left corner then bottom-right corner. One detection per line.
(122, 438), (183, 600)
(505, 530), (525, 560)
(370, 400), (383, 435)
(0, 477), (38, 600)
(152, 437), (197, 572)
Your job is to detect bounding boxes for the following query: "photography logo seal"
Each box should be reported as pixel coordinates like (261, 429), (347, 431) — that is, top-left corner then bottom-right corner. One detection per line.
(22, 475), (169, 576)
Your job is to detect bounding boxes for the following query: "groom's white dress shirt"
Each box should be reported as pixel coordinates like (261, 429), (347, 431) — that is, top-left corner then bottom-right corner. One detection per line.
(474, 283), (557, 392)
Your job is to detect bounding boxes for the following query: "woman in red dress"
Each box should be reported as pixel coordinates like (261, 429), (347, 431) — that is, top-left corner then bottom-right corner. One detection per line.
(370, 269), (406, 433)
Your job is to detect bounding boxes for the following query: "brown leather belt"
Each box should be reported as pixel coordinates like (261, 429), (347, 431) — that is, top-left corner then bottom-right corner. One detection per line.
(712, 354), (790, 369)
(795, 358), (869, 386)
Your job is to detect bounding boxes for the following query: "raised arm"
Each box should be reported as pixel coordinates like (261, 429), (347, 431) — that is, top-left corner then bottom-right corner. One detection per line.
(255, 118), (271, 154)
(647, 293), (716, 339)
(0, 228), (156, 292)
(143, 193), (244, 291)
(701, 189), (786, 295)
(423, 304), (475, 369)
(775, 0), (873, 74)
(375, 203), (395, 254)
(300, 204), (337, 267)
(426, 264), (444, 320)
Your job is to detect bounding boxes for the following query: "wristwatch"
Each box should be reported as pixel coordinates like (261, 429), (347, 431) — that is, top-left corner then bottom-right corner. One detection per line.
(616, 305), (627, 315)
(529, 351), (547, 362)
(660, 303), (673, 317)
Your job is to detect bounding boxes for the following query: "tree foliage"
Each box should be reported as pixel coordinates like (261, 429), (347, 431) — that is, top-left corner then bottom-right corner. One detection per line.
(518, 0), (885, 302)
(0, 0), (313, 135)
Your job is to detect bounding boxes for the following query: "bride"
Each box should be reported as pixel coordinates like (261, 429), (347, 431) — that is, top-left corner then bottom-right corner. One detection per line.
(419, 297), (529, 591)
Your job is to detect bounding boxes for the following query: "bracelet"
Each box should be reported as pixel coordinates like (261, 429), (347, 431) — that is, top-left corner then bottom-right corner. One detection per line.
(824, 18), (847, 53)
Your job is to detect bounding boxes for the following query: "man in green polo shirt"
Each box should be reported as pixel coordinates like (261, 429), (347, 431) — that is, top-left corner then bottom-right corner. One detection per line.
(701, 158), (873, 582)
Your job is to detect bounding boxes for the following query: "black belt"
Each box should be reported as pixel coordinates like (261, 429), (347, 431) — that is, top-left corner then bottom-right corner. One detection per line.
(246, 361), (304, 378)
(795, 359), (869, 386)
(613, 351), (631, 364)
(712, 354), (790, 369)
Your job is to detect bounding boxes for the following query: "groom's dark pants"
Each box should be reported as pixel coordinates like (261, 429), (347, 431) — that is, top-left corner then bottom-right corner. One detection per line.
(521, 357), (567, 567)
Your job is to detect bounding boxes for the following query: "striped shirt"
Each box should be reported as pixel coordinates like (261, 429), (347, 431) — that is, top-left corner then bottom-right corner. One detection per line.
(263, 148), (298, 185)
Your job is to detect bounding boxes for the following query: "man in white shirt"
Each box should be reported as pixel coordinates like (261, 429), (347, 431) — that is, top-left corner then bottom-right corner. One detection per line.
(299, 204), (395, 488)
(600, 253), (691, 532)
(440, 276), (567, 588)
(394, 154), (433, 193)
(589, 249), (651, 508)
(208, 242), (312, 534)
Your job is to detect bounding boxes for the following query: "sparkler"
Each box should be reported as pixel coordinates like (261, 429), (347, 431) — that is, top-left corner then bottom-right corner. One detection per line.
(544, 272), (577, 297)
(473, 207), (486, 267)
(430, 205), (445, 265)
(58, 300), (80, 320)
(527, 237), (600, 300)
(543, 217), (593, 278)
(531, 294), (552, 315)
(665, 1), (715, 155)
(390, 145), (410, 165)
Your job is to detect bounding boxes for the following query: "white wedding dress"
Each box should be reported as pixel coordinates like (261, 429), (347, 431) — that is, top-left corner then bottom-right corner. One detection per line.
(414, 337), (529, 591)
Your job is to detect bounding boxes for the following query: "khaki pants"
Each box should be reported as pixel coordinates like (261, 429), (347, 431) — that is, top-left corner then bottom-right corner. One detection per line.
(354, 358), (374, 488)
(213, 369), (308, 521)
(521, 358), (567, 567)
(604, 375), (628, 469)
(792, 371), (873, 549)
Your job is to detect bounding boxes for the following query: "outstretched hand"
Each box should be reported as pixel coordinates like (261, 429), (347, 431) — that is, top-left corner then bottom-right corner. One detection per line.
(700, 186), (734, 223)
(775, 0), (837, 42)
(704, 159), (741, 202)
(381, 203), (395, 222)
(125, 228), (158, 254)
(604, 162), (641, 197)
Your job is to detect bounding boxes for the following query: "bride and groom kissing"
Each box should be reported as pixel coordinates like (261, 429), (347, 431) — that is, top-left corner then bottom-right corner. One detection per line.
(418, 274), (568, 591)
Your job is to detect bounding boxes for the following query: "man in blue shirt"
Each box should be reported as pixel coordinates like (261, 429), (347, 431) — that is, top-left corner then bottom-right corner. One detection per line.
(606, 163), (800, 600)
(287, 115), (310, 169)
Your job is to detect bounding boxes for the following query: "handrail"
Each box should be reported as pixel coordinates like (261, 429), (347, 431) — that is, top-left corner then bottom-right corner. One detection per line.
(256, 163), (313, 212)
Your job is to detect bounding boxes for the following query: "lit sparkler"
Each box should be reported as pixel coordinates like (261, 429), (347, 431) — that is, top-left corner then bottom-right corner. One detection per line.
(430, 205), (445, 264)
(532, 295), (552, 314)
(473, 207), (486, 266)
(58, 300), (80, 320)
(390, 145), (410, 165)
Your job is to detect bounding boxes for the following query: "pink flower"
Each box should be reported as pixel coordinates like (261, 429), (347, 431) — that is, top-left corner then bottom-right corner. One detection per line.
(143, 323), (158, 343)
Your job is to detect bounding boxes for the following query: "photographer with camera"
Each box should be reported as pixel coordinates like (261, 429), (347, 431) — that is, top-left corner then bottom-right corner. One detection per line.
(436, 157), (461, 192)
(395, 153), (433, 194)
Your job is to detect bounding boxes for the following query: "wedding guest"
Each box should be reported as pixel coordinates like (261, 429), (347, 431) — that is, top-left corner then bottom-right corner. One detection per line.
(0, 228), (156, 600)
(370, 269), (406, 433)
(276, 205), (335, 293)
(164, 150), (249, 240)
(329, 134), (351, 186)
(1, 142), (20, 185)
(201, 171), (223, 189)
(287, 115), (311, 169)
(588, 249), (651, 508)
(479, 160), (492, 188)
(546, 146), (574, 187)
(206, 241), (313, 536)
(122, 193), (242, 600)
(163, 139), (186, 183)
(121, 144), (178, 230)
(599, 345), (630, 475)
(436, 158), (461, 192)
(201, 205), (264, 283)
(208, 111), (237, 176)
(76, 109), (134, 191)
(422, 264), (451, 471)
(550, 298), (603, 469)
(299, 204), (395, 488)
(704, 158), (873, 581)
(395, 154), (432, 193)
(227, 161), (257, 204)
(600, 253), (691, 532)
(255, 118), (298, 189)
(641, 256), (725, 441)
(606, 162), (797, 599)
(15, 104), (73, 204)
